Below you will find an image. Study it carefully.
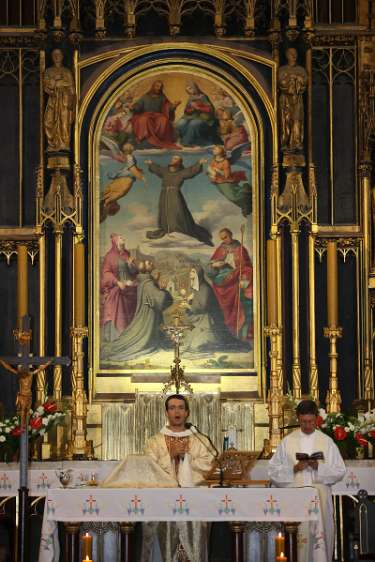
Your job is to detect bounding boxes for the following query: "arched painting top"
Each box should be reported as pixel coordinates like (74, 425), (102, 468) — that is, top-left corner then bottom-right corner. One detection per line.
(81, 45), (276, 398)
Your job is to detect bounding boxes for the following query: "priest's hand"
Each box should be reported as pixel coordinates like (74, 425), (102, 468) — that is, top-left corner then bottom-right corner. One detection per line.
(169, 440), (187, 459)
(294, 460), (309, 473)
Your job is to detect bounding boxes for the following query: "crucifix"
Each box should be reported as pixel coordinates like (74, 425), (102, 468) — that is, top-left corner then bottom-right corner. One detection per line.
(161, 312), (193, 395)
(0, 314), (70, 562)
(0, 244), (70, 562)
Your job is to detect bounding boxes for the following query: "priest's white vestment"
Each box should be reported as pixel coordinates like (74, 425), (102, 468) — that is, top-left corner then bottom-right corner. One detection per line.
(143, 426), (214, 562)
(268, 429), (346, 562)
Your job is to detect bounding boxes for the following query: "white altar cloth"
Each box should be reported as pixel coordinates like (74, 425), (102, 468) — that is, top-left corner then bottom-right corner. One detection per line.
(38, 486), (327, 562)
(0, 460), (375, 497)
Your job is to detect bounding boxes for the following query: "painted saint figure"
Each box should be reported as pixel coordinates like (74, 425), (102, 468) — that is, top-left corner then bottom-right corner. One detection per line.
(182, 266), (249, 353)
(100, 234), (138, 342)
(176, 82), (221, 147)
(145, 155), (213, 246)
(131, 80), (180, 149)
(208, 228), (253, 341)
(278, 47), (307, 151)
(102, 261), (173, 361)
(44, 48), (75, 152)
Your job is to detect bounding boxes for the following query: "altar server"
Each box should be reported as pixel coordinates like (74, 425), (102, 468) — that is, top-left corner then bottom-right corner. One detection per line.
(268, 399), (346, 562)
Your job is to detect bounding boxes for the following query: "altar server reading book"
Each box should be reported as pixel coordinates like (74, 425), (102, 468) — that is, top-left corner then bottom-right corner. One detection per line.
(268, 399), (346, 562)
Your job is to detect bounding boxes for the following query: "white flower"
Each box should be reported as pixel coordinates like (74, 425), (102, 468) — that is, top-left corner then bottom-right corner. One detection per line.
(348, 423), (355, 431)
(344, 426), (350, 432)
(36, 406), (44, 415)
(0, 436), (5, 442)
(39, 429), (45, 436)
(42, 418), (49, 426)
(4, 428), (10, 434)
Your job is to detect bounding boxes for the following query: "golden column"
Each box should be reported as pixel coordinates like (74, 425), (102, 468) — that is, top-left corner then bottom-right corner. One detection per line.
(68, 235), (90, 459)
(265, 238), (282, 449)
(305, 27), (319, 402)
(360, 162), (374, 401)
(17, 244), (28, 327)
(324, 240), (342, 413)
(291, 223), (302, 399)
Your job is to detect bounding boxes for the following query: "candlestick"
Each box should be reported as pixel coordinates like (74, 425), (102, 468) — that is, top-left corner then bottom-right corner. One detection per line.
(275, 532), (285, 557)
(81, 532), (92, 559)
(267, 239), (277, 325)
(17, 244), (28, 328)
(74, 241), (85, 327)
(276, 552), (287, 562)
(327, 240), (338, 328)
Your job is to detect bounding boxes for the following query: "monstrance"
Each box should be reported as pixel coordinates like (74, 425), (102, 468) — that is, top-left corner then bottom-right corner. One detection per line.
(161, 312), (193, 395)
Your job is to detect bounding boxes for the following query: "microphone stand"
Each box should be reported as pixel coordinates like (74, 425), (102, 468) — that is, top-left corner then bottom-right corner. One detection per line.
(188, 424), (226, 487)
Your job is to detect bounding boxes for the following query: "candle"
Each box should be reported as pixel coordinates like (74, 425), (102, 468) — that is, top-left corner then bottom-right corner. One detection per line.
(17, 244), (28, 328)
(276, 552), (287, 562)
(326, 240), (338, 327)
(275, 532), (285, 556)
(81, 532), (92, 559)
(82, 557), (92, 562)
(74, 241), (85, 327)
(267, 239), (278, 325)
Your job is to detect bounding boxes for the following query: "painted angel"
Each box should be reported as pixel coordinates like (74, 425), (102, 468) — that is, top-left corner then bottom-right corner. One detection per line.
(100, 139), (146, 223)
(207, 145), (251, 217)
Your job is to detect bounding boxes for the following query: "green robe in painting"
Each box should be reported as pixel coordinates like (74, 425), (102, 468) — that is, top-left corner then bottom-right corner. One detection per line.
(102, 273), (173, 361)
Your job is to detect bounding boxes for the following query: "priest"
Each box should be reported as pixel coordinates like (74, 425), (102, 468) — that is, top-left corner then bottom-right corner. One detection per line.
(143, 394), (215, 562)
(268, 399), (346, 562)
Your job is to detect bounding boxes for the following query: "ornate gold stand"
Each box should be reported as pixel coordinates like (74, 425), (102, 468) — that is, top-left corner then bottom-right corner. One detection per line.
(66, 326), (91, 459)
(324, 326), (343, 413)
(265, 325), (283, 449)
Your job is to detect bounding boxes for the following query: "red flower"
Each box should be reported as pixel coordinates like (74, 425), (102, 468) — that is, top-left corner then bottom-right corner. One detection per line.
(316, 415), (324, 428)
(29, 416), (43, 431)
(334, 426), (348, 441)
(368, 430), (375, 439)
(43, 401), (57, 414)
(355, 432), (368, 447)
(10, 426), (22, 437)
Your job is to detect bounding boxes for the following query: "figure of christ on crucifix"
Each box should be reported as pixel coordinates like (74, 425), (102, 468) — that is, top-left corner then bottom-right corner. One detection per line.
(0, 318), (70, 428)
(0, 359), (52, 429)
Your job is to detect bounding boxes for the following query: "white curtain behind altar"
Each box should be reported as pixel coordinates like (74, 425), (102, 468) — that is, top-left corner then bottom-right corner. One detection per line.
(102, 392), (255, 460)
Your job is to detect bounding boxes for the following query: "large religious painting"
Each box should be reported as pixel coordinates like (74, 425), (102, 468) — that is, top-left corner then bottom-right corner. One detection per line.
(93, 67), (260, 378)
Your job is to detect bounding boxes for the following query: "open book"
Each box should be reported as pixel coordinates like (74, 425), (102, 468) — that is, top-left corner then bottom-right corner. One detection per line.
(296, 451), (324, 461)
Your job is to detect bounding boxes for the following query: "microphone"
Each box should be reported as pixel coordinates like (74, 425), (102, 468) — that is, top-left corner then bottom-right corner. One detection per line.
(185, 423), (217, 455)
(186, 423), (226, 487)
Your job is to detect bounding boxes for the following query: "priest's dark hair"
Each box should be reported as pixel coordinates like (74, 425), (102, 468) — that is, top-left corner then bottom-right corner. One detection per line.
(296, 399), (319, 417)
(165, 394), (190, 413)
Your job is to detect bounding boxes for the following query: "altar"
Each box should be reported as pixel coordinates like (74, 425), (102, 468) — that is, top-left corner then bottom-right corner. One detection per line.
(38, 486), (326, 562)
(0, 460), (374, 562)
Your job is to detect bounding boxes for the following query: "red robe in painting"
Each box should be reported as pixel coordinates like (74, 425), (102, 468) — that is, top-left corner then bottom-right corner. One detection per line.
(100, 239), (137, 335)
(209, 240), (253, 340)
(131, 91), (178, 149)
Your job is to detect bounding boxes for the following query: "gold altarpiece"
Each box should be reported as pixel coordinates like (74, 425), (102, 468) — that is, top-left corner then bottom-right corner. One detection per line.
(0, 0), (374, 459)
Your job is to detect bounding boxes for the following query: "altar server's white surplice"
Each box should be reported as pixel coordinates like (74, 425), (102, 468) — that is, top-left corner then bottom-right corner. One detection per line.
(268, 429), (346, 562)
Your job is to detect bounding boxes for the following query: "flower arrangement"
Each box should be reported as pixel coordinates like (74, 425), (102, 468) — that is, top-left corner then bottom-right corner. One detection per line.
(0, 401), (65, 462)
(317, 408), (375, 458)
